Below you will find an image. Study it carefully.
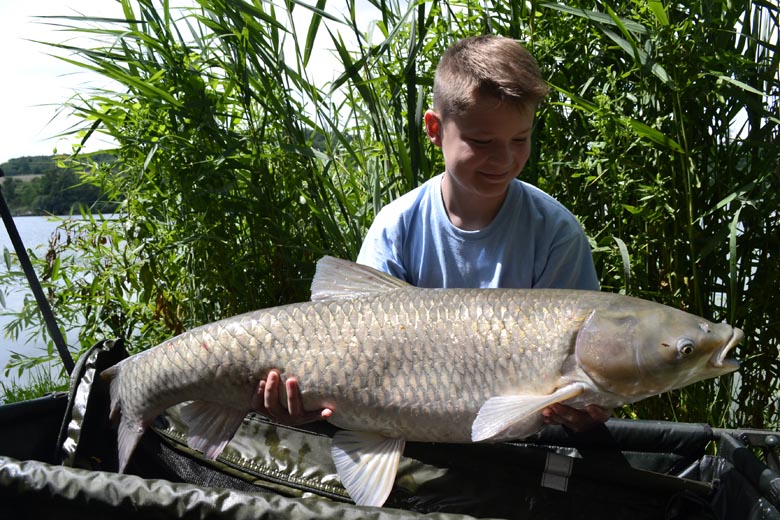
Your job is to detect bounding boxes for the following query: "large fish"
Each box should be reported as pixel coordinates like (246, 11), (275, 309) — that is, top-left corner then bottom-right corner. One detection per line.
(102, 256), (742, 507)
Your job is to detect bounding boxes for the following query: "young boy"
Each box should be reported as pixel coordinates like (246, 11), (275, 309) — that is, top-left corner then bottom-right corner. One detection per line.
(357, 35), (599, 290)
(256, 35), (609, 431)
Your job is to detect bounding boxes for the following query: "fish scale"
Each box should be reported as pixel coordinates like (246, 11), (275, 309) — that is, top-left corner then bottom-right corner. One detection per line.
(119, 289), (547, 436)
(103, 256), (742, 508)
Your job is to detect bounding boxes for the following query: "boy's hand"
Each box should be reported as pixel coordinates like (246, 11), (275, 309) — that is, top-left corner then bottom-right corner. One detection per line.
(252, 369), (332, 425)
(541, 403), (611, 432)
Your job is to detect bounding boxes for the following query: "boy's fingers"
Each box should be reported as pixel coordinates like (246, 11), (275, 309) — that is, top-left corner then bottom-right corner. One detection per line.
(285, 377), (303, 416)
(542, 404), (611, 432)
(285, 376), (334, 422)
(251, 369), (334, 425)
(586, 404), (613, 423)
(263, 370), (287, 418)
(251, 380), (267, 412)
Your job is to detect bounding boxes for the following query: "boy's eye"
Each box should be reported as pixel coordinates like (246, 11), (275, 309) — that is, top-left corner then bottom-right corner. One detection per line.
(469, 137), (527, 145)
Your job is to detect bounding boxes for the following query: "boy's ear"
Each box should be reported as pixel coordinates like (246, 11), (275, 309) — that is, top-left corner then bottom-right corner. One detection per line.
(424, 110), (443, 146)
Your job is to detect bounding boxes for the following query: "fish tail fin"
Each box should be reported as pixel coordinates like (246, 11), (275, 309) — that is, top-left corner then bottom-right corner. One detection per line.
(100, 364), (123, 421)
(116, 415), (145, 473)
(101, 361), (145, 473)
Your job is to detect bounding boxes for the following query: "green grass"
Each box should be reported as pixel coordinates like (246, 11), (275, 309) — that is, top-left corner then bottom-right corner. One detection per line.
(0, 369), (68, 404)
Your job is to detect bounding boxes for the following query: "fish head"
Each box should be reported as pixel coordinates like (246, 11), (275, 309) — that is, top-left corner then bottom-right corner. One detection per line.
(575, 300), (742, 399)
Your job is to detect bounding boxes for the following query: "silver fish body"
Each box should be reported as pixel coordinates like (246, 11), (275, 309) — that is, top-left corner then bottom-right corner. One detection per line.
(103, 256), (742, 507)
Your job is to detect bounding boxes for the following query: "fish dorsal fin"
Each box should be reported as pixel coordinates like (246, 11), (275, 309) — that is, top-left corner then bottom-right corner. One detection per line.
(471, 383), (587, 442)
(311, 256), (410, 301)
(331, 430), (405, 507)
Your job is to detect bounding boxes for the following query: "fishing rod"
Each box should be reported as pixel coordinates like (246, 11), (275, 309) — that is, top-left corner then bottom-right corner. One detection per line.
(0, 167), (75, 374)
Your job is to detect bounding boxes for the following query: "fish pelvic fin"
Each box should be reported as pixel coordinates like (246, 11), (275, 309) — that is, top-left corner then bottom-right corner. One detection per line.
(311, 256), (410, 301)
(181, 401), (247, 459)
(472, 383), (588, 442)
(331, 430), (405, 507)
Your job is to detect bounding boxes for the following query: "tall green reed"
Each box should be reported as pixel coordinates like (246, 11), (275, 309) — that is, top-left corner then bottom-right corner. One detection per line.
(3, 0), (777, 430)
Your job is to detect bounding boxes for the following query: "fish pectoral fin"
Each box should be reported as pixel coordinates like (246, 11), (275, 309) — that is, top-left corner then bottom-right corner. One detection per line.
(471, 383), (587, 442)
(331, 430), (405, 507)
(181, 401), (247, 459)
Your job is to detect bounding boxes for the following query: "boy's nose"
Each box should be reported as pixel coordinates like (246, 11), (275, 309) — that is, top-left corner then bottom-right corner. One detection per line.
(488, 143), (515, 169)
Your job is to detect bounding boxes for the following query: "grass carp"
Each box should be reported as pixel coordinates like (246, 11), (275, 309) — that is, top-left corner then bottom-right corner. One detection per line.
(102, 256), (742, 507)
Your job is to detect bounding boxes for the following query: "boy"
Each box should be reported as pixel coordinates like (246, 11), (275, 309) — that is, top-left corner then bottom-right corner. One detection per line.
(257, 35), (610, 431)
(358, 35), (598, 290)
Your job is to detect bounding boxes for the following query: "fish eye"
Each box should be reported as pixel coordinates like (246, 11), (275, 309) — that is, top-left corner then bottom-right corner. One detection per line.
(677, 339), (695, 356)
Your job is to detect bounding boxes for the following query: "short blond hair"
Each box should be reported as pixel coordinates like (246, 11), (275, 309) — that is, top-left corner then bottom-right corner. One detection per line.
(433, 35), (549, 117)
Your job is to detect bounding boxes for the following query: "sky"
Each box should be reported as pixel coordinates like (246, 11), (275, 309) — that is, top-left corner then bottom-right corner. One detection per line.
(0, 0), (127, 164)
(0, 0), (375, 165)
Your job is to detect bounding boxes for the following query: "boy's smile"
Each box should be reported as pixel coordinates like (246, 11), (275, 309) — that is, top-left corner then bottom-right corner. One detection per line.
(425, 98), (535, 230)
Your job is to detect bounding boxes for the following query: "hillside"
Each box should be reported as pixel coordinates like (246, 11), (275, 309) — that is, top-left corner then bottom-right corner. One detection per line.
(0, 153), (116, 177)
(0, 155), (59, 176)
(0, 153), (118, 216)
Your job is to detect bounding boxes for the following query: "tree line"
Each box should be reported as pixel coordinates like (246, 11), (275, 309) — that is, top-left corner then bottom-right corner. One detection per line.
(0, 154), (118, 215)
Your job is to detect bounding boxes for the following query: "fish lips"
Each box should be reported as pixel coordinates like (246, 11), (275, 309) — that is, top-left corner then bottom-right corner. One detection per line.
(708, 326), (743, 374)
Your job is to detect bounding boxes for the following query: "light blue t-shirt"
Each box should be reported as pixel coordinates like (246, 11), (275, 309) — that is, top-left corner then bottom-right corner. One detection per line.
(356, 174), (599, 290)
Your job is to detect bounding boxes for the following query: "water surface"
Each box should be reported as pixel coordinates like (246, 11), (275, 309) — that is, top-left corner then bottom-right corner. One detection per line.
(0, 215), (73, 387)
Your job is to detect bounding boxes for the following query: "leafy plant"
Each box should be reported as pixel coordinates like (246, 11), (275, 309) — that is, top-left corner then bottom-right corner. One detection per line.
(2, 0), (777, 432)
(525, 0), (779, 428)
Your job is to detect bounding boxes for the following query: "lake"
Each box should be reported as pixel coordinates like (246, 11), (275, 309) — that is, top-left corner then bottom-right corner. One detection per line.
(0, 215), (74, 387)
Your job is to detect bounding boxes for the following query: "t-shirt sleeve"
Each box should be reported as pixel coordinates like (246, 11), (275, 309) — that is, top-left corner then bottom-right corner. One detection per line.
(534, 225), (600, 290)
(356, 207), (409, 282)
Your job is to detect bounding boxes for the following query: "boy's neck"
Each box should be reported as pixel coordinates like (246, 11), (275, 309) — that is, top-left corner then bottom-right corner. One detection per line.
(440, 173), (509, 231)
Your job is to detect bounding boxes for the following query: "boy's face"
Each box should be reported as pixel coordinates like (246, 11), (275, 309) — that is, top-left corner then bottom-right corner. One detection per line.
(425, 97), (534, 201)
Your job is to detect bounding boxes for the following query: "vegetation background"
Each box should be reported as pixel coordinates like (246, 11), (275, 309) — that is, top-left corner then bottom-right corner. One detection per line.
(0, 0), (777, 431)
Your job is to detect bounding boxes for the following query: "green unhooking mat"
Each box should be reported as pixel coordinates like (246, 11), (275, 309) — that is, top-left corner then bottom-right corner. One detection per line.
(1, 338), (779, 519)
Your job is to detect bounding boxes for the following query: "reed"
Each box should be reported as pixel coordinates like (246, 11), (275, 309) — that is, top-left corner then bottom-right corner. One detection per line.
(2, 0), (776, 429)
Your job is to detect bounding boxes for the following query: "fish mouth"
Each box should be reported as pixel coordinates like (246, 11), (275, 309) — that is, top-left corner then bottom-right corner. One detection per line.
(709, 327), (744, 369)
